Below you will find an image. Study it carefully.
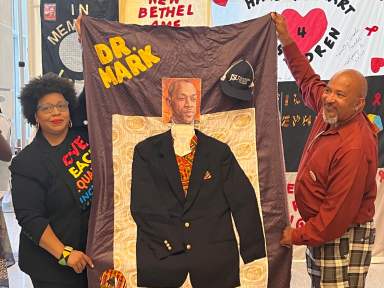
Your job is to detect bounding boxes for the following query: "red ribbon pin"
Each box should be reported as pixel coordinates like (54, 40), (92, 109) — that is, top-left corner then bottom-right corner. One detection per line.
(365, 25), (379, 36)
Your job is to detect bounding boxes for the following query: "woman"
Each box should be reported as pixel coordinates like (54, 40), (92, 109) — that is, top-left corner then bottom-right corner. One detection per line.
(10, 73), (94, 288)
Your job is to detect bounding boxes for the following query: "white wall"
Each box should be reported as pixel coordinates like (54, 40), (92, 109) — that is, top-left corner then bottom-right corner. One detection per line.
(28, 0), (42, 78)
(0, 0), (14, 120)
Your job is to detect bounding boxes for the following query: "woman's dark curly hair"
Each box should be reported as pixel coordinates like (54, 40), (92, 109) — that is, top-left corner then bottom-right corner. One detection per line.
(19, 73), (77, 126)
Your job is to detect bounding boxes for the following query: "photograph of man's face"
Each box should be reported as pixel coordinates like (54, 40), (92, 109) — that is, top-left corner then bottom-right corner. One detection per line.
(162, 78), (201, 124)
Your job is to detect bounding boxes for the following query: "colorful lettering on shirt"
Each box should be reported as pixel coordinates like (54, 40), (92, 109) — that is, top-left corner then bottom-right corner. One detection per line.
(62, 135), (90, 166)
(61, 135), (93, 209)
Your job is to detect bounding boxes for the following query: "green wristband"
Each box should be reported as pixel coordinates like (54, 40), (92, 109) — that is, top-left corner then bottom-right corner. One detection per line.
(58, 246), (73, 266)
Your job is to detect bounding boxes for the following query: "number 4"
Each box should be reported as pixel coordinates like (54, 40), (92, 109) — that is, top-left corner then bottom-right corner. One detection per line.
(297, 27), (307, 38)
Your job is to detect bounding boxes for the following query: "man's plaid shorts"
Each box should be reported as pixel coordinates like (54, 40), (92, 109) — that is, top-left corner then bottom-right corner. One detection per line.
(306, 221), (375, 288)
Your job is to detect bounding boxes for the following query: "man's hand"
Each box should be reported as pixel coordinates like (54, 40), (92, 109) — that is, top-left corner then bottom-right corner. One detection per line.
(280, 226), (294, 247)
(271, 12), (293, 47)
(67, 250), (94, 274)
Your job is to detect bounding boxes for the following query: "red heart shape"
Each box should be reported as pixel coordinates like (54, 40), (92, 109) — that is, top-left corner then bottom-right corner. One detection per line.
(282, 8), (328, 54)
(213, 0), (228, 7)
(371, 57), (384, 73)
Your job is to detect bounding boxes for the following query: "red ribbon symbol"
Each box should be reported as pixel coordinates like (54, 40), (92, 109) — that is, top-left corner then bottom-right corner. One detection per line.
(366, 26), (379, 36)
(372, 92), (382, 106)
(379, 170), (384, 183)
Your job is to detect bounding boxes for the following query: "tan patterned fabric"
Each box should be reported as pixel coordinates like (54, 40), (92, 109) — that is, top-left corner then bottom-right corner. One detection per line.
(0, 258), (8, 286)
(112, 108), (267, 287)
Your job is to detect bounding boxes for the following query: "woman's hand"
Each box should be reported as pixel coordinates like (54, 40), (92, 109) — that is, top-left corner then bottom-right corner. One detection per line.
(75, 13), (83, 43)
(67, 250), (94, 274)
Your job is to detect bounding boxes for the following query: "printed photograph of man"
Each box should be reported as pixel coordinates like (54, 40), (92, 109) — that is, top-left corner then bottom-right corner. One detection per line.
(162, 78), (201, 124)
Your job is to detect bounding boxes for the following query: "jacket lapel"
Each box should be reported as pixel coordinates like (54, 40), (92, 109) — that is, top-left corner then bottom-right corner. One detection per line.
(183, 130), (209, 213)
(157, 130), (186, 206)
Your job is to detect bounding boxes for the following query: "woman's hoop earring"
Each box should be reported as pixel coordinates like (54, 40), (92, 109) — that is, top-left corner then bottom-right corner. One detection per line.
(69, 120), (72, 128)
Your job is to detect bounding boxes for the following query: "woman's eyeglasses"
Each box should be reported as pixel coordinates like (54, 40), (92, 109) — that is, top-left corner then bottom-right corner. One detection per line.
(37, 101), (69, 114)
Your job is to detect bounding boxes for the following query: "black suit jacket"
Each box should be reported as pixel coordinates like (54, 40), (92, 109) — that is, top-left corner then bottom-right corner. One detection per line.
(9, 128), (89, 285)
(131, 130), (266, 288)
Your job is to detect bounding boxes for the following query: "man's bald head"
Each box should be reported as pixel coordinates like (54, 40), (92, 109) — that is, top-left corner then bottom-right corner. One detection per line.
(331, 69), (368, 100)
(322, 69), (367, 127)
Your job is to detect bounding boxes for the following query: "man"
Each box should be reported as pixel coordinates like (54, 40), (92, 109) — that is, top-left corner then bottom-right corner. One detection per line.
(167, 79), (197, 124)
(272, 12), (378, 288)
